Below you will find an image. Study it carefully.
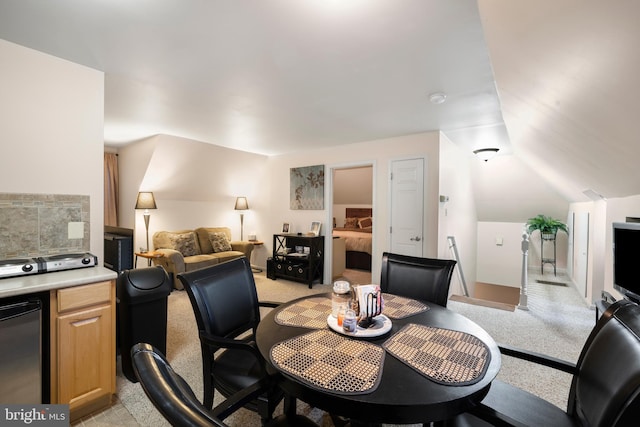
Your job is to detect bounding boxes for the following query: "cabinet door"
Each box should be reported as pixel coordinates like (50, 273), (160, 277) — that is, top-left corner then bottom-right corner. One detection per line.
(57, 303), (113, 414)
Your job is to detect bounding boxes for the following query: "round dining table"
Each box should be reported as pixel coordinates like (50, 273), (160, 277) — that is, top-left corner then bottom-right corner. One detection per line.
(256, 293), (502, 425)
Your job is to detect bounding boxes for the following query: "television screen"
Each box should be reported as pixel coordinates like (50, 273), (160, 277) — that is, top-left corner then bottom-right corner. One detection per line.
(613, 221), (640, 303)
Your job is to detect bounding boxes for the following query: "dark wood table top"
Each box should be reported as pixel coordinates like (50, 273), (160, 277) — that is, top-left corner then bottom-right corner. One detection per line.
(256, 293), (501, 424)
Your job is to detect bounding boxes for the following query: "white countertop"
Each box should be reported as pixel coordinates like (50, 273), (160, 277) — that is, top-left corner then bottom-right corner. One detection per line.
(0, 266), (118, 298)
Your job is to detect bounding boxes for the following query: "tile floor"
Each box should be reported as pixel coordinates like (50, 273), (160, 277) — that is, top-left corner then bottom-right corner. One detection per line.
(72, 396), (138, 427)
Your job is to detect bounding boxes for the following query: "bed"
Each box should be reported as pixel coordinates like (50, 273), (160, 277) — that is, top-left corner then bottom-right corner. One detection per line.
(332, 208), (373, 271)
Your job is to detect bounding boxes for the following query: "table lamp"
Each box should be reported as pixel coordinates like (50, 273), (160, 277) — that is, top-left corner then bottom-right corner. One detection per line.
(135, 191), (157, 252)
(234, 196), (249, 241)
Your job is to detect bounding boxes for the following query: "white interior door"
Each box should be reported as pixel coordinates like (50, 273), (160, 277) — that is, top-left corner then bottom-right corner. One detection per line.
(566, 212), (574, 279)
(390, 158), (424, 256)
(573, 212), (589, 298)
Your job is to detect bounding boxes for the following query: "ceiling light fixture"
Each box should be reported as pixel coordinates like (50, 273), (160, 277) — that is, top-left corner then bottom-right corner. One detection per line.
(473, 148), (500, 162)
(429, 92), (447, 105)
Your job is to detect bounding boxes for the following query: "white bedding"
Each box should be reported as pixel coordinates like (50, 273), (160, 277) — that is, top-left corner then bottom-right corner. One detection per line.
(332, 229), (373, 255)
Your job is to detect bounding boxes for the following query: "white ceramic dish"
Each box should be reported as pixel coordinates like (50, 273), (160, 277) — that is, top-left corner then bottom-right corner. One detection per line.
(327, 314), (392, 338)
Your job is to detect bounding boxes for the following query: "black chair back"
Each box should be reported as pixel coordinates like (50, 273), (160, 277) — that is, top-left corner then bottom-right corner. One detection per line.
(454, 299), (640, 427)
(180, 257), (261, 341)
(380, 252), (456, 306)
(132, 343), (318, 427)
(177, 257), (286, 422)
(131, 343), (226, 427)
(569, 299), (640, 426)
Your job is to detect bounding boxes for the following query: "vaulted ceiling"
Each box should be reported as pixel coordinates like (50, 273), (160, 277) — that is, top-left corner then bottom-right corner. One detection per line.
(1, 0), (638, 216)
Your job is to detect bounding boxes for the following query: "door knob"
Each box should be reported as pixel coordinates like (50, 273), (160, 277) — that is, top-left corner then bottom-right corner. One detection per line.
(410, 236), (421, 241)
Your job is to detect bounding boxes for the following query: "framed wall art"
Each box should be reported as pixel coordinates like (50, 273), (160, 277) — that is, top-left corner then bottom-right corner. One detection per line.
(290, 164), (324, 210)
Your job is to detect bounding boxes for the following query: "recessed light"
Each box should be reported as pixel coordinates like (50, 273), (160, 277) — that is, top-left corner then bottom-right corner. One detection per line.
(429, 92), (447, 105)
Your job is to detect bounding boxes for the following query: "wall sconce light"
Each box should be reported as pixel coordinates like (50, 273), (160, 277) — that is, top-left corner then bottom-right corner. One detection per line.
(135, 192), (157, 253)
(234, 196), (249, 241)
(473, 148), (500, 162)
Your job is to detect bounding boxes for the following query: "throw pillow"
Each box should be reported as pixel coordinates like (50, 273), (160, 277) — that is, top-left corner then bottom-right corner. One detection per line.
(209, 232), (233, 252)
(344, 217), (358, 228)
(168, 232), (200, 257)
(358, 217), (373, 228)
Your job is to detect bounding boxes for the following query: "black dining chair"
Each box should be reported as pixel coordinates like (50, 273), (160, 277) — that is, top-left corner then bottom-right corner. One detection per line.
(131, 343), (318, 427)
(177, 257), (292, 424)
(449, 298), (640, 427)
(380, 252), (456, 306)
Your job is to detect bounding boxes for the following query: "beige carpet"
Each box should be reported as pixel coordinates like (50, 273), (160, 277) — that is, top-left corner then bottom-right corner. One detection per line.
(117, 271), (595, 426)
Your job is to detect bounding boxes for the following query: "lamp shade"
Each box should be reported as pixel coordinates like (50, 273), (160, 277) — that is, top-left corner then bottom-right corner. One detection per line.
(234, 196), (249, 210)
(135, 192), (157, 210)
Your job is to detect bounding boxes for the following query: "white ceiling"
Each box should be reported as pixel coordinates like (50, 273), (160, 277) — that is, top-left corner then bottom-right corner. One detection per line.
(1, 0), (639, 206)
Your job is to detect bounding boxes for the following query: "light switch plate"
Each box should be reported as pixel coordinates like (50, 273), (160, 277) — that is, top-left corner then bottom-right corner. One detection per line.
(68, 222), (84, 239)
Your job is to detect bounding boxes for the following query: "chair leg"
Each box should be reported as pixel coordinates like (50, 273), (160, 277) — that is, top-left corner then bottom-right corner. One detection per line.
(257, 394), (274, 425)
(283, 394), (296, 417)
(330, 413), (349, 427)
(203, 373), (214, 409)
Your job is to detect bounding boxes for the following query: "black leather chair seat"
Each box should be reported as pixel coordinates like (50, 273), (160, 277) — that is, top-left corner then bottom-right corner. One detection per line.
(214, 348), (276, 396)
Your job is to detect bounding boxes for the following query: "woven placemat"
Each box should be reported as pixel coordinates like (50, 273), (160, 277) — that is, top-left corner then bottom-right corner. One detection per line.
(270, 329), (385, 395)
(274, 297), (332, 329)
(382, 293), (429, 319)
(383, 323), (490, 386)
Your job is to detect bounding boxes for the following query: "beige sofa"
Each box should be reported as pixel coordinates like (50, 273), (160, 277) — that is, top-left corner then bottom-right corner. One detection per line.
(152, 227), (253, 289)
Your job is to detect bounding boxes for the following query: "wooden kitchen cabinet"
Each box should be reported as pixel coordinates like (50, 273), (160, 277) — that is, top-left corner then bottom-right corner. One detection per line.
(50, 280), (116, 422)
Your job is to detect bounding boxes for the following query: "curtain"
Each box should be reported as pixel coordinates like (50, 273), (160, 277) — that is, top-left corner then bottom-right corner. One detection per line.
(104, 153), (119, 226)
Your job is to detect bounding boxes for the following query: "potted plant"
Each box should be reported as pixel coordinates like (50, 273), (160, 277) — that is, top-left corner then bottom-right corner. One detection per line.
(526, 214), (568, 239)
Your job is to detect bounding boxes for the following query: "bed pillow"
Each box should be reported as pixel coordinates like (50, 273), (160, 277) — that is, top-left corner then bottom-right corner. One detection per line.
(344, 217), (359, 228)
(168, 231), (200, 257)
(209, 232), (233, 252)
(358, 216), (373, 229)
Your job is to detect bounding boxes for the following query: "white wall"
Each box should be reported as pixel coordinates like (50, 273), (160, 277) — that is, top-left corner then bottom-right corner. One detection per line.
(0, 40), (105, 259)
(476, 222), (525, 289)
(438, 134), (479, 296)
(118, 134), (270, 253)
(471, 149), (569, 223)
(267, 132), (442, 281)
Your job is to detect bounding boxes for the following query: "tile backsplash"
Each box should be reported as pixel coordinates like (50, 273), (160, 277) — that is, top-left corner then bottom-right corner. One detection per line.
(0, 193), (90, 259)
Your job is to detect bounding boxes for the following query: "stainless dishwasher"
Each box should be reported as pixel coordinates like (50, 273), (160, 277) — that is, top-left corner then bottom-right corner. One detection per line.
(0, 297), (42, 403)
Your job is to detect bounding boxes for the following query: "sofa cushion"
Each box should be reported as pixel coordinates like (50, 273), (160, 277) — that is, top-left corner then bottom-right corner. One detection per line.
(183, 255), (219, 272)
(208, 251), (246, 263)
(195, 227), (233, 254)
(209, 232), (233, 252)
(167, 231), (200, 257)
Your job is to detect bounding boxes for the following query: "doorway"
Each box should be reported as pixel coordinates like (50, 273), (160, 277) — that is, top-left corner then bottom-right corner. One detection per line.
(327, 162), (374, 284)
